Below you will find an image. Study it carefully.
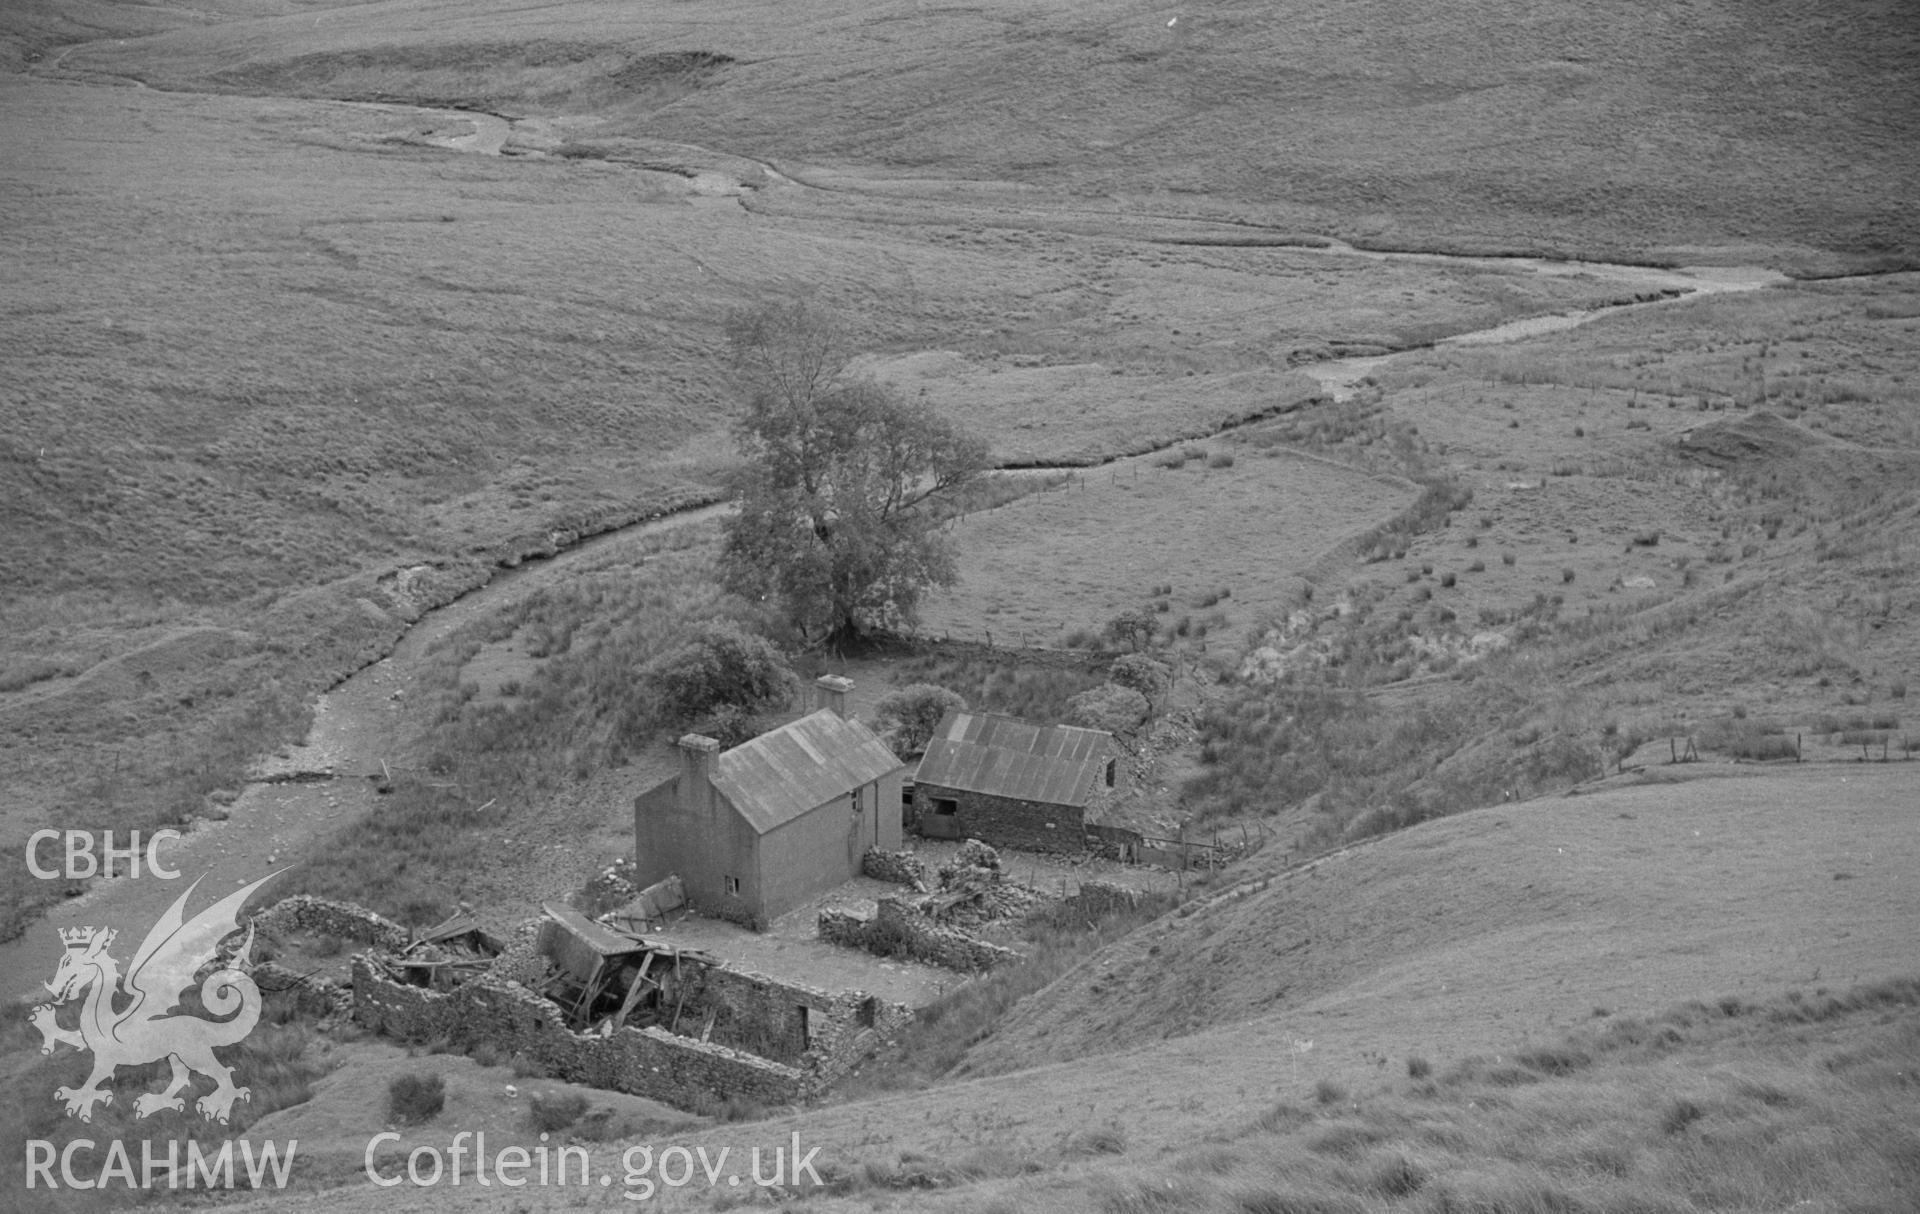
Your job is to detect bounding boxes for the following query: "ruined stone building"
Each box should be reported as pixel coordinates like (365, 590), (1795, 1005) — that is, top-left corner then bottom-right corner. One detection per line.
(909, 710), (1115, 853)
(633, 676), (906, 929)
(351, 900), (912, 1111)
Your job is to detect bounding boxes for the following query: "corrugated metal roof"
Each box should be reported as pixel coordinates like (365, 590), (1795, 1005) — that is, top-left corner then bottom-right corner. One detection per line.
(541, 902), (647, 958)
(913, 710), (1111, 807)
(711, 710), (905, 835)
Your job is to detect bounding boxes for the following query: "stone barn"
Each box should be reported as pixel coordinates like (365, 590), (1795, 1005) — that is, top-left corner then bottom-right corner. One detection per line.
(634, 677), (906, 929)
(909, 710), (1114, 853)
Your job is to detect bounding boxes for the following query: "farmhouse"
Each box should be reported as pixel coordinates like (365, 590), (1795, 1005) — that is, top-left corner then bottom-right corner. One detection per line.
(910, 709), (1114, 853)
(633, 677), (907, 929)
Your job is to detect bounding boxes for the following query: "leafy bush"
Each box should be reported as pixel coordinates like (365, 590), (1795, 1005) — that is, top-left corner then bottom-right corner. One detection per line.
(389, 1072), (445, 1124)
(1104, 606), (1159, 652)
(644, 622), (794, 725)
(869, 683), (968, 758)
(1108, 654), (1171, 704)
(1067, 684), (1150, 734)
(701, 703), (772, 750)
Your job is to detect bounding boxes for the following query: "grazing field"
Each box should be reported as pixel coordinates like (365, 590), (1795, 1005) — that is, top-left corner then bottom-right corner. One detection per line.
(919, 447), (1414, 651)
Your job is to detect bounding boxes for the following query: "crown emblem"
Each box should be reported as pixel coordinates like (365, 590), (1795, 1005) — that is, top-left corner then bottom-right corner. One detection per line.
(59, 926), (104, 947)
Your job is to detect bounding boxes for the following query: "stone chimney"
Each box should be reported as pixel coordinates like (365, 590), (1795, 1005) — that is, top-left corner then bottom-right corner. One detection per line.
(813, 675), (853, 719)
(677, 734), (720, 818)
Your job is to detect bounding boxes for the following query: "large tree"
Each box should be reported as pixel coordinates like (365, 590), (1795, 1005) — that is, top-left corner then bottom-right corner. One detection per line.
(718, 302), (987, 644)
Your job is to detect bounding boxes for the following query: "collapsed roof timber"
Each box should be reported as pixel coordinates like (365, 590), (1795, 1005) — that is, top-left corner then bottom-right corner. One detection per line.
(325, 896), (911, 1114)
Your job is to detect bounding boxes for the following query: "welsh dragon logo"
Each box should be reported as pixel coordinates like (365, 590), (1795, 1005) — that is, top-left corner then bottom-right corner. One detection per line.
(29, 870), (282, 1124)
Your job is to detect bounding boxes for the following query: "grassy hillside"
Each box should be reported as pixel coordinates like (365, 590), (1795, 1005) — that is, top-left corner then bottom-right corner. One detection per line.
(963, 765), (1920, 1076)
(55, 0), (1920, 264)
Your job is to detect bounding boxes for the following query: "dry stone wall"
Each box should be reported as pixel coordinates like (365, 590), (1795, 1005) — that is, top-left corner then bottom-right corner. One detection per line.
(255, 895), (409, 950)
(350, 947), (912, 1110)
(1065, 880), (1145, 918)
(663, 963), (911, 1078)
(861, 847), (928, 888)
(353, 957), (806, 1108)
(914, 785), (1086, 854)
(818, 897), (1021, 972)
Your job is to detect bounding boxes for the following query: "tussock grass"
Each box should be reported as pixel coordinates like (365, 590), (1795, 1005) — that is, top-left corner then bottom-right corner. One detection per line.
(944, 979), (1920, 1214)
(1186, 665), (1596, 845)
(388, 1072), (445, 1124)
(1699, 717), (1800, 761)
(527, 1090), (589, 1133)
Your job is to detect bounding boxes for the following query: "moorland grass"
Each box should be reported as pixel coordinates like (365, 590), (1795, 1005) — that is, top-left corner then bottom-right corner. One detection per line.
(65, 0), (1920, 264)
(868, 978), (1920, 1213)
(0, 680), (314, 942)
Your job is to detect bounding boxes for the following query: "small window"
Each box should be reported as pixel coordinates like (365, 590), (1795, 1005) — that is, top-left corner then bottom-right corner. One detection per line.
(1105, 758), (1117, 787)
(797, 1005), (811, 1051)
(725, 875), (741, 896)
(857, 996), (877, 1028)
(932, 798), (958, 817)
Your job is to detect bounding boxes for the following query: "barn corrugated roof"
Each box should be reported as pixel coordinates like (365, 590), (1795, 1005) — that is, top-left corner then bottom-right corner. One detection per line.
(711, 710), (904, 835)
(914, 711), (1110, 807)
